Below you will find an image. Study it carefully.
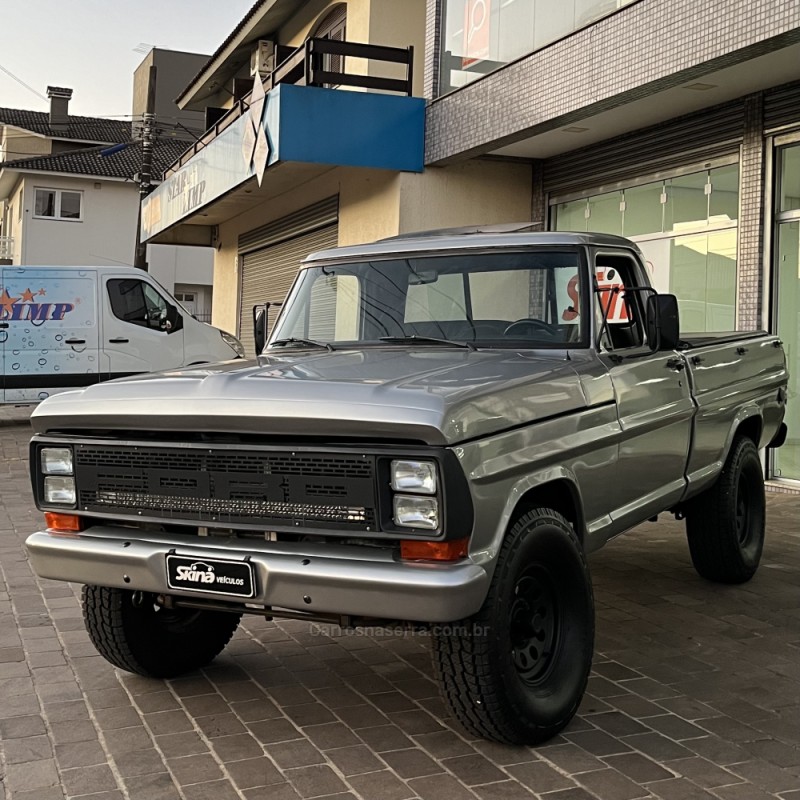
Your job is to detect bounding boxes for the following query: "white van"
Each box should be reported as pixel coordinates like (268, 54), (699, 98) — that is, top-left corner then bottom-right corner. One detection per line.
(0, 265), (244, 403)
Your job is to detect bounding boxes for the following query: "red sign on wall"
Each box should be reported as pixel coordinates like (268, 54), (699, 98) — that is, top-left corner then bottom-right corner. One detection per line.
(462, 0), (491, 68)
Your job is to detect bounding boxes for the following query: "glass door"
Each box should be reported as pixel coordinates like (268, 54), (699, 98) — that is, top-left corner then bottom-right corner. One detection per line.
(773, 142), (800, 481)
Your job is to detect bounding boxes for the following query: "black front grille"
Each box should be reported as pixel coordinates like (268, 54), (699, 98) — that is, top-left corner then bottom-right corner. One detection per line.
(75, 445), (377, 531)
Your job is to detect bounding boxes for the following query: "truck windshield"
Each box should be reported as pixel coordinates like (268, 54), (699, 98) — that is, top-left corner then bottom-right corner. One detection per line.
(269, 249), (586, 349)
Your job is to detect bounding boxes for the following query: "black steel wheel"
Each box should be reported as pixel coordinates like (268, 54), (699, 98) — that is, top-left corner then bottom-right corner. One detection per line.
(82, 586), (241, 678)
(685, 436), (766, 584)
(433, 507), (594, 745)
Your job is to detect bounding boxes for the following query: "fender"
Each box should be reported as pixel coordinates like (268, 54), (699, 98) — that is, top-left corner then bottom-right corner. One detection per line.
(684, 405), (763, 500)
(476, 466), (585, 582)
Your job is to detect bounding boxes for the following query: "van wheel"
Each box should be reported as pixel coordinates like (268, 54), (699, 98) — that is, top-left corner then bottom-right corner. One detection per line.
(82, 586), (241, 678)
(433, 508), (594, 745)
(685, 436), (765, 584)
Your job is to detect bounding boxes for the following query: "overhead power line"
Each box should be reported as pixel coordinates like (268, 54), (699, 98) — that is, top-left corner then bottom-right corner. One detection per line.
(0, 63), (48, 102)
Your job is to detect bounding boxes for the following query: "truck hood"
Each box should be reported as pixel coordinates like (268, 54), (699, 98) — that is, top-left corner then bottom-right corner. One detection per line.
(31, 348), (587, 445)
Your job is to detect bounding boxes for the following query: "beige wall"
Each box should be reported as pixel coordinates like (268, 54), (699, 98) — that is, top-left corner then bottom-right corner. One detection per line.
(1, 129), (50, 162)
(279, 0), (424, 93)
(366, 0), (426, 96)
(210, 159), (533, 333)
(398, 160), (533, 234)
(211, 166), (400, 332)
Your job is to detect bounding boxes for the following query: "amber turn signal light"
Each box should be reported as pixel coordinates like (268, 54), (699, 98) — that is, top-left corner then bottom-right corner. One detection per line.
(44, 512), (83, 532)
(400, 537), (469, 561)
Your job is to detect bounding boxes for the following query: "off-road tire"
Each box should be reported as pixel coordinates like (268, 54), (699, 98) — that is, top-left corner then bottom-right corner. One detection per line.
(82, 586), (241, 678)
(433, 508), (594, 745)
(685, 436), (765, 584)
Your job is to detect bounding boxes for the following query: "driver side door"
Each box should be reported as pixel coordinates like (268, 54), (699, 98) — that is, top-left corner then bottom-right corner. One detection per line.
(594, 251), (694, 528)
(102, 276), (185, 377)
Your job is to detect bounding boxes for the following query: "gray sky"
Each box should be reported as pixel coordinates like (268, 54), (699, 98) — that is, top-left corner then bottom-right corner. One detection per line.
(1, 0), (256, 117)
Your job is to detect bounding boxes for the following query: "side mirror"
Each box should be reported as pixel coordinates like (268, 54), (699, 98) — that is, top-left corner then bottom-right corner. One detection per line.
(646, 294), (680, 351)
(161, 304), (182, 333)
(253, 301), (283, 355)
(253, 306), (266, 354)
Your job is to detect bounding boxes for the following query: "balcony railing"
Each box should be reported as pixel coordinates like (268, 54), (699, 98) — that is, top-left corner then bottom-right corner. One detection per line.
(165, 38), (415, 178)
(0, 236), (13, 260)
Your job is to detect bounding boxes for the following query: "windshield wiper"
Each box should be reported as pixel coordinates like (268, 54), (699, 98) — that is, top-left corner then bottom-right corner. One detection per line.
(378, 335), (476, 351)
(269, 338), (335, 351)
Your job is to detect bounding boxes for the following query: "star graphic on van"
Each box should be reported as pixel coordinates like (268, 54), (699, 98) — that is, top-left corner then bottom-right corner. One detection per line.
(38, 288), (47, 296)
(0, 289), (19, 316)
(21, 288), (36, 302)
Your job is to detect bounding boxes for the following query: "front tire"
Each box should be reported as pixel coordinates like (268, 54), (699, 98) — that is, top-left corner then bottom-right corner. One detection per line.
(82, 586), (241, 678)
(685, 436), (765, 584)
(433, 508), (594, 745)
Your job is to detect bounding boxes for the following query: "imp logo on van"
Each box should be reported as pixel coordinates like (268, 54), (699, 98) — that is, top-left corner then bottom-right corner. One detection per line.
(175, 562), (216, 584)
(0, 287), (74, 322)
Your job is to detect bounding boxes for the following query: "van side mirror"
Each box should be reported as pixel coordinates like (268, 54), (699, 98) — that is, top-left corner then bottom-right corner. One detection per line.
(162, 304), (182, 334)
(646, 294), (680, 351)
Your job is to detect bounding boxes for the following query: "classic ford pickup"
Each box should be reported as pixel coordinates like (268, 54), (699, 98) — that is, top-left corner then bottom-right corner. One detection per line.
(25, 229), (788, 745)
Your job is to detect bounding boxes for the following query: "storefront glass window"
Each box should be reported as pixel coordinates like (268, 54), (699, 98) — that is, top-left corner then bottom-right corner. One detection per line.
(554, 199), (587, 231)
(587, 191), (623, 235)
(774, 220), (800, 480)
(773, 142), (800, 481)
(664, 172), (709, 232)
(668, 230), (736, 332)
(779, 146), (800, 213)
(533, 0), (572, 48)
(439, 0), (636, 95)
(622, 182), (663, 237)
(709, 163), (739, 224)
(551, 164), (740, 333)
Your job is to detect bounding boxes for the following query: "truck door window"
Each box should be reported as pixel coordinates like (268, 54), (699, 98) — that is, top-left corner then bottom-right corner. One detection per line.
(594, 256), (645, 350)
(108, 279), (170, 331)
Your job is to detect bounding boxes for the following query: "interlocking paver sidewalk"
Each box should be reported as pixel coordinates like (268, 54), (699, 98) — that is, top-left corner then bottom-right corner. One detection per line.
(1, 405), (799, 799)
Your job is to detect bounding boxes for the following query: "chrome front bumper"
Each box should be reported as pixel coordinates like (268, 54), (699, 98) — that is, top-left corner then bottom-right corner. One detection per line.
(25, 527), (489, 623)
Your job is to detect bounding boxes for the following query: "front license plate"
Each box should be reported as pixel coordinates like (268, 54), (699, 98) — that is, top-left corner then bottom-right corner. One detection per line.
(166, 555), (255, 598)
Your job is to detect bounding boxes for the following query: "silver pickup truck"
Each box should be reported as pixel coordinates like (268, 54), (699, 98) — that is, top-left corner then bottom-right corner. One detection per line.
(25, 230), (788, 745)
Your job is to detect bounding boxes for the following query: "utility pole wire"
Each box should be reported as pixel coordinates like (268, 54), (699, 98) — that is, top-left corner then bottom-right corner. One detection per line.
(0, 63), (48, 102)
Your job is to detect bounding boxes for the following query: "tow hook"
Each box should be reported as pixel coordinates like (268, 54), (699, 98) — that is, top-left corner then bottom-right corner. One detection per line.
(131, 591), (146, 608)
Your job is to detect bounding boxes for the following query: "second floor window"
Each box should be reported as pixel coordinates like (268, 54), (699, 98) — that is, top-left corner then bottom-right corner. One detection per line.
(34, 188), (83, 221)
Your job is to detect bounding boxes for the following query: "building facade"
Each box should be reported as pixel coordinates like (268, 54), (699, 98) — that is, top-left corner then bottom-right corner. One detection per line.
(425, 0), (800, 486)
(142, 0), (800, 487)
(142, 0), (536, 355)
(0, 52), (216, 317)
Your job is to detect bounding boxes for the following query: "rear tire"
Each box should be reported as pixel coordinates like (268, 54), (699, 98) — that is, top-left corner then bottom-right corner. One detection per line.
(82, 586), (241, 678)
(433, 508), (594, 745)
(685, 436), (765, 584)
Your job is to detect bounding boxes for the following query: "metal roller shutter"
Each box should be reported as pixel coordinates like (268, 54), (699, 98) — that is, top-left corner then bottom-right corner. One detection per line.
(239, 224), (338, 356)
(764, 81), (800, 133)
(543, 100), (745, 196)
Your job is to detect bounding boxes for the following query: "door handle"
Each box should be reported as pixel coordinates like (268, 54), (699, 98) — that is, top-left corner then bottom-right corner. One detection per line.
(666, 357), (685, 371)
(0, 322), (8, 329)
(108, 337), (129, 344)
(65, 338), (86, 345)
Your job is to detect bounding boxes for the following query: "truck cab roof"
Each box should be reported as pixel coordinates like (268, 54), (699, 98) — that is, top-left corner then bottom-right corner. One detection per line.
(303, 228), (643, 265)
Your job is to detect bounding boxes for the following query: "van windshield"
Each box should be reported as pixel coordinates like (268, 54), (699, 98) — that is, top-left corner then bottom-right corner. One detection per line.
(269, 249), (586, 349)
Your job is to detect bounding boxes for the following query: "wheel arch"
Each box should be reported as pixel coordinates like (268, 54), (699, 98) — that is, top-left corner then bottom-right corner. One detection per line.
(506, 474), (586, 544)
(719, 409), (764, 467)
